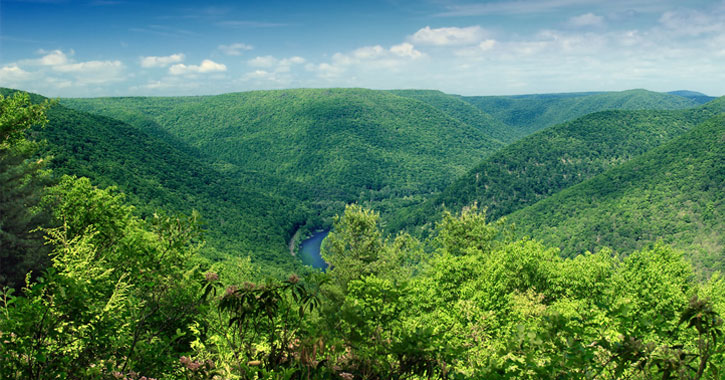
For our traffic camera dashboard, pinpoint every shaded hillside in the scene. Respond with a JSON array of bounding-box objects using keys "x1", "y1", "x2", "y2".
[
  {"x1": 390, "y1": 98, "x2": 725, "y2": 232},
  {"x1": 669, "y1": 90, "x2": 716, "y2": 104},
  {"x1": 509, "y1": 113, "x2": 725, "y2": 272},
  {"x1": 388, "y1": 89, "x2": 514, "y2": 143},
  {"x1": 1, "y1": 88, "x2": 307, "y2": 268},
  {"x1": 465, "y1": 89, "x2": 698, "y2": 137},
  {"x1": 63, "y1": 88, "x2": 504, "y2": 215}
]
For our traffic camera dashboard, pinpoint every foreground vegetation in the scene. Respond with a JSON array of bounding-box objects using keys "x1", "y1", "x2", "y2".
[{"x1": 2, "y1": 92, "x2": 725, "y2": 379}]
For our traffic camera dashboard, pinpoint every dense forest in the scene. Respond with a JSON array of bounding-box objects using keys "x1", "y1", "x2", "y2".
[
  {"x1": 1, "y1": 87, "x2": 724, "y2": 379},
  {"x1": 62, "y1": 89, "x2": 503, "y2": 217},
  {"x1": 509, "y1": 112, "x2": 725, "y2": 272},
  {"x1": 463, "y1": 89, "x2": 700, "y2": 138},
  {"x1": 393, "y1": 98, "x2": 725, "y2": 235},
  {"x1": 0, "y1": 88, "x2": 308, "y2": 271}
]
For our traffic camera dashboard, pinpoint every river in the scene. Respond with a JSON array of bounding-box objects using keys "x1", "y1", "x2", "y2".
[{"x1": 298, "y1": 230, "x2": 329, "y2": 269}]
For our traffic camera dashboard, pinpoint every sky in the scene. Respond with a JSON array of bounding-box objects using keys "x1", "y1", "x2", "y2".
[{"x1": 0, "y1": 0, "x2": 723, "y2": 97}]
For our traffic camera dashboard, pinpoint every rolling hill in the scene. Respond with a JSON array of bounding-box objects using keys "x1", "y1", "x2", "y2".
[
  {"x1": 1, "y1": 88, "x2": 308, "y2": 268},
  {"x1": 508, "y1": 112, "x2": 725, "y2": 272},
  {"x1": 62, "y1": 88, "x2": 505, "y2": 217},
  {"x1": 390, "y1": 97, "x2": 725, "y2": 233},
  {"x1": 464, "y1": 89, "x2": 699, "y2": 138},
  {"x1": 668, "y1": 90, "x2": 716, "y2": 104},
  {"x1": 387, "y1": 89, "x2": 515, "y2": 143},
  {"x1": 12, "y1": 87, "x2": 721, "y2": 272}
]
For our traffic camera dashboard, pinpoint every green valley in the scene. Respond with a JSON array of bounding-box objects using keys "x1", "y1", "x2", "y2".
[
  {"x1": 5, "y1": 1, "x2": 725, "y2": 378},
  {"x1": 2, "y1": 87, "x2": 724, "y2": 380},
  {"x1": 62, "y1": 89, "x2": 503, "y2": 216}
]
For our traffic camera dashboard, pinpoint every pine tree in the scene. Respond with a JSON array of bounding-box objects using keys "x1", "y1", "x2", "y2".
[{"x1": 0, "y1": 92, "x2": 53, "y2": 288}]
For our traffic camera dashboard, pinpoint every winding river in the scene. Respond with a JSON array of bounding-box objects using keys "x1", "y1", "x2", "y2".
[{"x1": 298, "y1": 230, "x2": 329, "y2": 269}]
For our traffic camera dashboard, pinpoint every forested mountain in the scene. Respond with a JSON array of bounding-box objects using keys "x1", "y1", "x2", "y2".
[
  {"x1": 63, "y1": 88, "x2": 504, "y2": 218},
  {"x1": 464, "y1": 89, "x2": 699, "y2": 137},
  {"x1": 669, "y1": 90, "x2": 716, "y2": 104},
  {"x1": 1, "y1": 88, "x2": 307, "y2": 268},
  {"x1": 391, "y1": 97, "x2": 725, "y2": 233},
  {"x1": 508, "y1": 111, "x2": 725, "y2": 271},
  {"x1": 388, "y1": 89, "x2": 515, "y2": 143}
]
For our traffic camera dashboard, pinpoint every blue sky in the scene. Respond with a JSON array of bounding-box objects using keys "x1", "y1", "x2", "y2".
[{"x1": 1, "y1": 0, "x2": 723, "y2": 97}]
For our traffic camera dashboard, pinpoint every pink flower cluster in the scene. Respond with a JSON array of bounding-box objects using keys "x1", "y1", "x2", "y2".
[
  {"x1": 205, "y1": 272, "x2": 219, "y2": 282},
  {"x1": 224, "y1": 285, "x2": 239, "y2": 297},
  {"x1": 111, "y1": 371, "x2": 156, "y2": 380},
  {"x1": 180, "y1": 356, "x2": 214, "y2": 372}
]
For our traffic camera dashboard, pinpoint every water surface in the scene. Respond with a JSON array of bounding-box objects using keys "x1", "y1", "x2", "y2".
[{"x1": 299, "y1": 230, "x2": 329, "y2": 269}]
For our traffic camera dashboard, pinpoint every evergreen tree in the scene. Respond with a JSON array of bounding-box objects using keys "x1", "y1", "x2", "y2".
[{"x1": 0, "y1": 92, "x2": 53, "y2": 288}]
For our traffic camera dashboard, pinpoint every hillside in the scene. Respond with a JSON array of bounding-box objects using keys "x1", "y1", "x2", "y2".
[
  {"x1": 669, "y1": 90, "x2": 716, "y2": 104},
  {"x1": 388, "y1": 89, "x2": 515, "y2": 143},
  {"x1": 1, "y1": 88, "x2": 307, "y2": 268},
  {"x1": 390, "y1": 97, "x2": 725, "y2": 232},
  {"x1": 509, "y1": 113, "x2": 725, "y2": 272},
  {"x1": 63, "y1": 88, "x2": 504, "y2": 216},
  {"x1": 464, "y1": 89, "x2": 699, "y2": 137}
]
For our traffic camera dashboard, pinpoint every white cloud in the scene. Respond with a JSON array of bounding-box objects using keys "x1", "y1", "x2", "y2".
[
  {"x1": 390, "y1": 43, "x2": 424, "y2": 59},
  {"x1": 248, "y1": 55, "x2": 279, "y2": 68},
  {"x1": 241, "y1": 69, "x2": 295, "y2": 86},
  {"x1": 659, "y1": 9, "x2": 724, "y2": 36},
  {"x1": 243, "y1": 69, "x2": 281, "y2": 83},
  {"x1": 308, "y1": 43, "x2": 425, "y2": 82},
  {"x1": 410, "y1": 26, "x2": 487, "y2": 46},
  {"x1": 281, "y1": 56, "x2": 306, "y2": 65},
  {"x1": 53, "y1": 60, "x2": 126, "y2": 85},
  {"x1": 454, "y1": 38, "x2": 498, "y2": 57},
  {"x1": 37, "y1": 50, "x2": 70, "y2": 66},
  {"x1": 0, "y1": 65, "x2": 34, "y2": 84},
  {"x1": 307, "y1": 62, "x2": 345, "y2": 79},
  {"x1": 352, "y1": 45, "x2": 386, "y2": 59},
  {"x1": 43, "y1": 77, "x2": 74, "y2": 89},
  {"x1": 15, "y1": 49, "x2": 126, "y2": 85},
  {"x1": 241, "y1": 55, "x2": 307, "y2": 85},
  {"x1": 53, "y1": 60, "x2": 123, "y2": 73},
  {"x1": 568, "y1": 12, "x2": 605, "y2": 27},
  {"x1": 140, "y1": 53, "x2": 185, "y2": 68},
  {"x1": 247, "y1": 55, "x2": 305, "y2": 72},
  {"x1": 245, "y1": 69, "x2": 271, "y2": 79},
  {"x1": 132, "y1": 75, "x2": 210, "y2": 94},
  {"x1": 169, "y1": 59, "x2": 227, "y2": 75},
  {"x1": 478, "y1": 39, "x2": 497, "y2": 51},
  {"x1": 218, "y1": 43, "x2": 253, "y2": 56}
]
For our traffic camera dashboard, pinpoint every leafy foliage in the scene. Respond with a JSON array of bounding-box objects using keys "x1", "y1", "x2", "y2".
[{"x1": 1, "y1": 176, "x2": 208, "y2": 379}]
